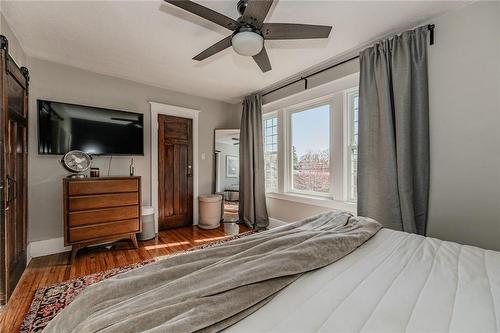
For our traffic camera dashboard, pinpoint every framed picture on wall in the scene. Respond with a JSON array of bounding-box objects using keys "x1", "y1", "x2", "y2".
[{"x1": 226, "y1": 155, "x2": 239, "y2": 178}]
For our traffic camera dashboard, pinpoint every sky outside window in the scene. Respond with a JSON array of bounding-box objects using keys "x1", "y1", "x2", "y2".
[{"x1": 292, "y1": 105, "x2": 330, "y2": 156}]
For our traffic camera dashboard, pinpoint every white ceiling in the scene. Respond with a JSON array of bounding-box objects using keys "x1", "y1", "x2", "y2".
[{"x1": 2, "y1": 1, "x2": 467, "y2": 103}]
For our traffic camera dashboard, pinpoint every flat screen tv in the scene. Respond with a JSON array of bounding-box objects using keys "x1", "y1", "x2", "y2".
[{"x1": 38, "y1": 100, "x2": 144, "y2": 155}]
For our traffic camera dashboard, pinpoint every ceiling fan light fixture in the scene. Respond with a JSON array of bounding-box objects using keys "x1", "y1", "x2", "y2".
[
  {"x1": 165, "y1": 0, "x2": 333, "y2": 72},
  {"x1": 231, "y1": 31, "x2": 264, "y2": 56}
]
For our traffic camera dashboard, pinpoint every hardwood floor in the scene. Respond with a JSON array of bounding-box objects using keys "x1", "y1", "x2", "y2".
[{"x1": 0, "y1": 224, "x2": 250, "y2": 333}]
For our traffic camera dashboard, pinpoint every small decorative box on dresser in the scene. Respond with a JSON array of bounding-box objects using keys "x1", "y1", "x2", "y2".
[{"x1": 63, "y1": 176, "x2": 141, "y2": 263}]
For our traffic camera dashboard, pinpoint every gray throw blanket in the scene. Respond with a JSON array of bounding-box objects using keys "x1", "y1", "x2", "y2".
[{"x1": 44, "y1": 211, "x2": 381, "y2": 333}]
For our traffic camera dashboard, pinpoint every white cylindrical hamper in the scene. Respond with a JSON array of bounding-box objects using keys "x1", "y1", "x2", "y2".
[
  {"x1": 198, "y1": 194, "x2": 222, "y2": 229},
  {"x1": 138, "y1": 206, "x2": 155, "y2": 240}
]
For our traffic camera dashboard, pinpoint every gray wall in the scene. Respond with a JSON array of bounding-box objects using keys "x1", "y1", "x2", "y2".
[
  {"x1": 425, "y1": 1, "x2": 500, "y2": 250},
  {"x1": 262, "y1": 59, "x2": 359, "y2": 105},
  {"x1": 0, "y1": 13, "x2": 26, "y2": 66},
  {"x1": 3, "y1": 2, "x2": 499, "y2": 250},
  {"x1": 27, "y1": 58, "x2": 239, "y2": 242},
  {"x1": 267, "y1": 198, "x2": 330, "y2": 222},
  {"x1": 264, "y1": 2, "x2": 500, "y2": 250}
]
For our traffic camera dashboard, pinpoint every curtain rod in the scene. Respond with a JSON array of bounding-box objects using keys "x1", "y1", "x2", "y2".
[{"x1": 263, "y1": 24, "x2": 435, "y2": 98}]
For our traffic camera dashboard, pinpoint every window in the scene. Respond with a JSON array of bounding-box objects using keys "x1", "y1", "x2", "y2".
[
  {"x1": 263, "y1": 115, "x2": 278, "y2": 192},
  {"x1": 262, "y1": 86, "x2": 359, "y2": 206},
  {"x1": 347, "y1": 91, "x2": 359, "y2": 201},
  {"x1": 290, "y1": 104, "x2": 330, "y2": 195}
]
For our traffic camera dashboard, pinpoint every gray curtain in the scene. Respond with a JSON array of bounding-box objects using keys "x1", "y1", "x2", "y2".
[
  {"x1": 357, "y1": 26, "x2": 430, "y2": 235},
  {"x1": 239, "y1": 94, "x2": 269, "y2": 229}
]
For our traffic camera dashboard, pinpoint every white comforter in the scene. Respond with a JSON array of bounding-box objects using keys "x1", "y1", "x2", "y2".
[{"x1": 227, "y1": 228, "x2": 500, "y2": 333}]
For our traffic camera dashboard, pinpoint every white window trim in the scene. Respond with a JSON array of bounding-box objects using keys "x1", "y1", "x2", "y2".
[
  {"x1": 262, "y1": 73, "x2": 359, "y2": 211},
  {"x1": 263, "y1": 112, "x2": 279, "y2": 193},
  {"x1": 284, "y1": 95, "x2": 336, "y2": 199},
  {"x1": 344, "y1": 88, "x2": 359, "y2": 203}
]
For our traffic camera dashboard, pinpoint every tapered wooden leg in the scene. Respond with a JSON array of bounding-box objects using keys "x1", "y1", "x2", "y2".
[
  {"x1": 70, "y1": 244, "x2": 80, "y2": 265},
  {"x1": 130, "y1": 233, "x2": 138, "y2": 249}
]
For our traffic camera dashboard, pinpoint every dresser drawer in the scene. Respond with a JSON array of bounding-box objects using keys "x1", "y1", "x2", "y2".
[
  {"x1": 69, "y1": 219, "x2": 140, "y2": 243},
  {"x1": 68, "y1": 179, "x2": 138, "y2": 196},
  {"x1": 69, "y1": 205, "x2": 139, "y2": 227},
  {"x1": 68, "y1": 192, "x2": 139, "y2": 211}
]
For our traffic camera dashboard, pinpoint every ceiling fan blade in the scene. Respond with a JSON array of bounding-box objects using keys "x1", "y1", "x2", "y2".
[
  {"x1": 262, "y1": 23, "x2": 332, "y2": 40},
  {"x1": 165, "y1": 0, "x2": 238, "y2": 31},
  {"x1": 242, "y1": 0, "x2": 274, "y2": 28},
  {"x1": 253, "y1": 46, "x2": 271, "y2": 73},
  {"x1": 193, "y1": 36, "x2": 232, "y2": 61},
  {"x1": 193, "y1": 36, "x2": 231, "y2": 61}
]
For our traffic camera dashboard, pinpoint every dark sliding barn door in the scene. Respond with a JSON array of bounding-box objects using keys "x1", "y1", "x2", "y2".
[
  {"x1": 158, "y1": 114, "x2": 193, "y2": 230},
  {"x1": 0, "y1": 35, "x2": 29, "y2": 304}
]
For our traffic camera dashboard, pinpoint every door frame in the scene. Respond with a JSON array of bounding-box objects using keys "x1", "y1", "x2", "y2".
[{"x1": 150, "y1": 101, "x2": 200, "y2": 233}]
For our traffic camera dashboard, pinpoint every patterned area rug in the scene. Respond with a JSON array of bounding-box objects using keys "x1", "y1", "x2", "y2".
[
  {"x1": 19, "y1": 231, "x2": 256, "y2": 333},
  {"x1": 19, "y1": 260, "x2": 153, "y2": 333}
]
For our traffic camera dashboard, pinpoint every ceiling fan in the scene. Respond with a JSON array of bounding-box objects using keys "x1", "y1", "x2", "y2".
[{"x1": 164, "y1": 0, "x2": 333, "y2": 72}]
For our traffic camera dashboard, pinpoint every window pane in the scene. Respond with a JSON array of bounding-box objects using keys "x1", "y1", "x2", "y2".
[
  {"x1": 263, "y1": 116, "x2": 278, "y2": 192},
  {"x1": 291, "y1": 105, "x2": 330, "y2": 194}
]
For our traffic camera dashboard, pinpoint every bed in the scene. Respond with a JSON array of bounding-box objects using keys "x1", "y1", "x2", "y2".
[
  {"x1": 227, "y1": 228, "x2": 500, "y2": 332},
  {"x1": 45, "y1": 212, "x2": 500, "y2": 333}
]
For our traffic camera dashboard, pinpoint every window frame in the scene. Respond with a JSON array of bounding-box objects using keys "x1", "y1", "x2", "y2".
[
  {"x1": 344, "y1": 88, "x2": 359, "y2": 202},
  {"x1": 262, "y1": 74, "x2": 359, "y2": 212},
  {"x1": 262, "y1": 112, "x2": 279, "y2": 193},
  {"x1": 284, "y1": 96, "x2": 334, "y2": 198}
]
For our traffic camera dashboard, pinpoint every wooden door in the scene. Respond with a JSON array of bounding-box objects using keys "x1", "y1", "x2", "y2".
[
  {"x1": 158, "y1": 115, "x2": 193, "y2": 229},
  {"x1": 0, "y1": 36, "x2": 29, "y2": 304}
]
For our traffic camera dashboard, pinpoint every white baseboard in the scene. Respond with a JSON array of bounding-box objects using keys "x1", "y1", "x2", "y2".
[
  {"x1": 269, "y1": 217, "x2": 288, "y2": 228},
  {"x1": 25, "y1": 219, "x2": 286, "y2": 265},
  {"x1": 27, "y1": 237, "x2": 72, "y2": 264}
]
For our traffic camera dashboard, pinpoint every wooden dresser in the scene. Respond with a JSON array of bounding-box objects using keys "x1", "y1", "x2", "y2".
[{"x1": 63, "y1": 176, "x2": 141, "y2": 262}]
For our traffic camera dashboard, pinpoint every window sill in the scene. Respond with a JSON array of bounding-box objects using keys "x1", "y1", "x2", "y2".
[{"x1": 265, "y1": 192, "x2": 357, "y2": 214}]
